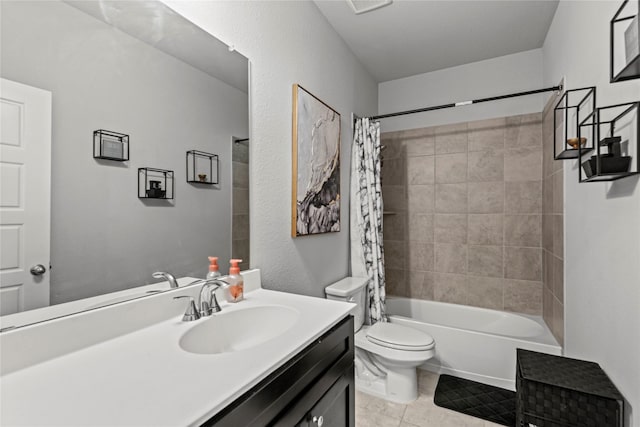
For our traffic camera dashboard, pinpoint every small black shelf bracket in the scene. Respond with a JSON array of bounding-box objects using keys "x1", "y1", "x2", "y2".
[
  {"x1": 138, "y1": 167, "x2": 174, "y2": 199},
  {"x1": 93, "y1": 129, "x2": 129, "y2": 161},
  {"x1": 186, "y1": 150, "x2": 219, "y2": 185},
  {"x1": 578, "y1": 101, "x2": 639, "y2": 182},
  {"x1": 611, "y1": 0, "x2": 640, "y2": 83},
  {"x1": 553, "y1": 87, "x2": 597, "y2": 160}
]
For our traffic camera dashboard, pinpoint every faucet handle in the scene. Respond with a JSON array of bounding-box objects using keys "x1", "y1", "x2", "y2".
[
  {"x1": 173, "y1": 296, "x2": 201, "y2": 321},
  {"x1": 209, "y1": 291, "x2": 222, "y2": 314}
]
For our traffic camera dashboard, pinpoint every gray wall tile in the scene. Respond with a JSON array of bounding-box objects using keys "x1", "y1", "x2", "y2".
[
  {"x1": 382, "y1": 157, "x2": 406, "y2": 185},
  {"x1": 407, "y1": 213, "x2": 434, "y2": 242},
  {"x1": 504, "y1": 214, "x2": 542, "y2": 247},
  {"x1": 466, "y1": 276, "x2": 504, "y2": 310},
  {"x1": 468, "y1": 118, "x2": 506, "y2": 152},
  {"x1": 408, "y1": 184, "x2": 434, "y2": 213},
  {"x1": 553, "y1": 171, "x2": 563, "y2": 214},
  {"x1": 553, "y1": 214, "x2": 564, "y2": 258},
  {"x1": 552, "y1": 297, "x2": 564, "y2": 346},
  {"x1": 382, "y1": 185, "x2": 407, "y2": 212},
  {"x1": 435, "y1": 183, "x2": 468, "y2": 213},
  {"x1": 381, "y1": 138, "x2": 404, "y2": 159},
  {"x1": 386, "y1": 268, "x2": 407, "y2": 297},
  {"x1": 552, "y1": 254, "x2": 564, "y2": 303},
  {"x1": 468, "y1": 214, "x2": 503, "y2": 245},
  {"x1": 384, "y1": 240, "x2": 406, "y2": 270},
  {"x1": 433, "y1": 273, "x2": 467, "y2": 304},
  {"x1": 468, "y1": 245, "x2": 503, "y2": 278},
  {"x1": 232, "y1": 214, "x2": 250, "y2": 240},
  {"x1": 543, "y1": 285, "x2": 553, "y2": 326},
  {"x1": 505, "y1": 113, "x2": 542, "y2": 148},
  {"x1": 544, "y1": 249, "x2": 553, "y2": 292},
  {"x1": 542, "y1": 214, "x2": 553, "y2": 252},
  {"x1": 435, "y1": 153, "x2": 467, "y2": 183},
  {"x1": 407, "y1": 241, "x2": 434, "y2": 271},
  {"x1": 467, "y1": 149, "x2": 504, "y2": 182},
  {"x1": 407, "y1": 155, "x2": 434, "y2": 184},
  {"x1": 232, "y1": 161, "x2": 249, "y2": 189},
  {"x1": 468, "y1": 181, "x2": 504, "y2": 213},
  {"x1": 405, "y1": 137, "x2": 436, "y2": 157},
  {"x1": 383, "y1": 213, "x2": 406, "y2": 241},
  {"x1": 232, "y1": 188, "x2": 249, "y2": 214},
  {"x1": 505, "y1": 181, "x2": 542, "y2": 213},
  {"x1": 435, "y1": 123, "x2": 468, "y2": 154},
  {"x1": 408, "y1": 271, "x2": 434, "y2": 300},
  {"x1": 504, "y1": 147, "x2": 543, "y2": 182},
  {"x1": 504, "y1": 279, "x2": 542, "y2": 315},
  {"x1": 505, "y1": 247, "x2": 542, "y2": 281},
  {"x1": 435, "y1": 243, "x2": 467, "y2": 273},
  {"x1": 434, "y1": 214, "x2": 467, "y2": 244},
  {"x1": 232, "y1": 142, "x2": 249, "y2": 163}
]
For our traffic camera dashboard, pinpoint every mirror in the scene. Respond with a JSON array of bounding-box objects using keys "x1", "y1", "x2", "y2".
[{"x1": 0, "y1": 0, "x2": 249, "y2": 329}]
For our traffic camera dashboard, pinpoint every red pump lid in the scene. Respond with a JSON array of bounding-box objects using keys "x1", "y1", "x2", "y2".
[
  {"x1": 208, "y1": 257, "x2": 219, "y2": 272},
  {"x1": 229, "y1": 259, "x2": 243, "y2": 275}
]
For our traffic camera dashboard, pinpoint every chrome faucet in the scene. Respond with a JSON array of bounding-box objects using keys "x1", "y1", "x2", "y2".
[
  {"x1": 152, "y1": 271, "x2": 179, "y2": 289},
  {"x1": 190, "y1": 278, "x2": 230, "y2": 317}
]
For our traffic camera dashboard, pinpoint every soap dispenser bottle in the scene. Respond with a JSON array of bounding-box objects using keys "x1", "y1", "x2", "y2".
[
  {"x1": 206, "y1": 256, "x2": 221, "y2": 280},
  {"x1": 224, "y1": 259, "x2": 244, "y2": 303}
]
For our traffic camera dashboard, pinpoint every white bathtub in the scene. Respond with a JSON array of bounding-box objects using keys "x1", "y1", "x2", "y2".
[{"x1": 386, "y1": 297, "x2": 561, "y2": 390}]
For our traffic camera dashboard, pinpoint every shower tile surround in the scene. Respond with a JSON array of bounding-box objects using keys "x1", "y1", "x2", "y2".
[
  {"x1": 381, "y1": 113, "x2": 545, "y2": 315},
  {"x1": 542, "y1": 92, "x2": 565, "y2": 346},
  {"x1": 232, "y1": 141, "x2": 250, "y2": 270}
]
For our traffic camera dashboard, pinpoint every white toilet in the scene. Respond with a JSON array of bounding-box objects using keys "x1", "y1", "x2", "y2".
[{"x1": 325, "y1": 277, "x2": 435, "y2": 404}]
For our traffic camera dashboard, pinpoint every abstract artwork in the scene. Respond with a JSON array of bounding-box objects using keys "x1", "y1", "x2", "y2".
[{"x1": 292, "y1": 84, "x2": 341, "y2": 237}]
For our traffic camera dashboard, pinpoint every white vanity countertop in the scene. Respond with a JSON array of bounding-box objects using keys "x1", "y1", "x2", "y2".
[
  {"x1": 0, "y1": 287, "x2": 354, "y2": 426},
  {"x1": 0, "y1": 277, "x2": 199, "y2": 331}
]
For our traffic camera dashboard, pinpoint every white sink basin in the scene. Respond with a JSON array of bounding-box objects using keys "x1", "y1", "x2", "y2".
[{"x1": 179, "y1": 305, "x2": 299, "y2": 355}]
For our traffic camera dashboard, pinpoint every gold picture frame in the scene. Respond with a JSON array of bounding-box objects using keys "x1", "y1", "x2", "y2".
[{"x1": 291, "y1": 84, "x2": 341, "y2": 237}]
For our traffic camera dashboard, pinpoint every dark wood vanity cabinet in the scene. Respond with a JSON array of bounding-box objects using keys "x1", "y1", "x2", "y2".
[{"x1": 203, "y1": 315, "x2": 355, "y2": 427}]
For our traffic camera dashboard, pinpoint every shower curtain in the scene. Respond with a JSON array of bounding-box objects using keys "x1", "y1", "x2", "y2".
[{"x1": 350, "y1": 117, "x2": 386, "y2": 324}]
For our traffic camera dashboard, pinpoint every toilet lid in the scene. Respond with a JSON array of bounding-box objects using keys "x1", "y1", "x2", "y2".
[{"x1": 366, "y1": 322, "x2": 434, "y2": 351}]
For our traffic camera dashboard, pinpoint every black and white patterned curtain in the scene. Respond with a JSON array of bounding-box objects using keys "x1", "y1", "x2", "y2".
[{"x1": 350, "y1": 117, "x2": 386, "y2": 324}]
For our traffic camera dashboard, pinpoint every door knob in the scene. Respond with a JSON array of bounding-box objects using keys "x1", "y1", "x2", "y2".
[
  {"x1": 312, "y1": 415, "x2": 324, "y2": 426},
  {"x1": 30, "y1": 264, "x2": 46, "y2": 276}
]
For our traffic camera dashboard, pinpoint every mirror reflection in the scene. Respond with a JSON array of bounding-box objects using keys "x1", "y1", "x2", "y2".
[{"x1": 0, "y1": 0, "x2": 249, "y2": 329}]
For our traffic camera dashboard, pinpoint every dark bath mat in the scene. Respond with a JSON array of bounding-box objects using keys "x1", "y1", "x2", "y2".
[{"x1": 434, "y1": 374, "x2": 516, "y2": 427}]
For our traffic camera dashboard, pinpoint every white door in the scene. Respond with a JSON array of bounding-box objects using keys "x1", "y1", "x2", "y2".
[{"x1": 0, "y1": 78, "x2": 51, "y2": 315}]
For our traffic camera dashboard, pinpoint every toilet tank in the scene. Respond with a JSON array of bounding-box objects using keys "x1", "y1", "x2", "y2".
[{"x1": 325, "y1": 277, "x2": 368, "y2": 331}]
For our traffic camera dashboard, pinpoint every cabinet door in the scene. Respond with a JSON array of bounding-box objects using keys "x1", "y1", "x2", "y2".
[{"x1": 297, "y1": 374, "x2": 353, "y2": 427}]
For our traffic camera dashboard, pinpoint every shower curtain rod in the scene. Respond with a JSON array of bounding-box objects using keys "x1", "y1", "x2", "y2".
[{"x1": 362, "y1": 85, "x2": 562, "y2": 121}]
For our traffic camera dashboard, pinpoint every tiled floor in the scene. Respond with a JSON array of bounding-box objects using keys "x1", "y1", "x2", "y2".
[{"x1": 355, "y1": 370, "x2": 504, "y2": 427}]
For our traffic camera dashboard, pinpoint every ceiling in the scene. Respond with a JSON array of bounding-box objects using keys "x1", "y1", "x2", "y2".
[
  {"x1": 65, "y1": 0, "x2": 248, "y2": 92},
  {"x1": 314, "y1": 0, "x2": 559, "y2": 82}
]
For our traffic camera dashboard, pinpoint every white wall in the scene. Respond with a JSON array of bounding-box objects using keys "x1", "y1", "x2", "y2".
[
  {"x1": 1, "y1": 1, "x2": 248, "y2": 303},
  {"x1": 163, "y1": 1, "x2": 379, "y2": 296},
  {"x1": 378, "y1": 49, "x2": 545, "y2": 131},
  {"x1": 543, "y1": 2, "x2": 640, "y2": 426}
]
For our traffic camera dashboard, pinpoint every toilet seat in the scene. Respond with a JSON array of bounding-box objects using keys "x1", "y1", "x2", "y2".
[{"x1": 366, "y1": 322, "x2": 434, "y2": 351}]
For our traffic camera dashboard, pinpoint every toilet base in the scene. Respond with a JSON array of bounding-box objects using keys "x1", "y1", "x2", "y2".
[{"x1": 355, "y1": 358, "x2": 420, "y2": 404}]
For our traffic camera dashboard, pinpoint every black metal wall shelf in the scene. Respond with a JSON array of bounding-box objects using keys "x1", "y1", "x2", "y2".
[
  {"x1": 138, "y1": 168, "x2": 174, "y2": 199},
  {"x1": 611, "y1": 0, "x2": 640, "y2": 82},
  {"x1": 554, "y1": 87, "x2": 596, "y2": 160},
  {"x1": 578, "y1": 102, "x2": 639, "y2": 182},
  {"x1": 94, "y1": 129, "x2": 129, "y2": 161},
  {"x1": 186, "y1": 150, "x2": 219, "y2": 185}
]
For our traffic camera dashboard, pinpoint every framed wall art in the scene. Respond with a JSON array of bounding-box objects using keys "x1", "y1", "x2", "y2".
[{"x1": 291, "y1": 84, "x2": 341, "y2": 237}]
